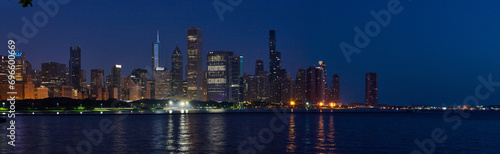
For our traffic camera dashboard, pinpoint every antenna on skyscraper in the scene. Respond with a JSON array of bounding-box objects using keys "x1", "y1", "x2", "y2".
[{"x1": 156, "y1": 30, "x2": 160, "y2": 43}]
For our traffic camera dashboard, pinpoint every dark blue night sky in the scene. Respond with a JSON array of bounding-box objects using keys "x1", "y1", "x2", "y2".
[{"x1": 1, "y1": 0, "x2": 500, "y2": 106}]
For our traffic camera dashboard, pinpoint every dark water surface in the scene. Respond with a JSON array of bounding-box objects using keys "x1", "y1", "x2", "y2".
[{"x1": 1, "y1": 111, "x2": 499, "y2": 153}]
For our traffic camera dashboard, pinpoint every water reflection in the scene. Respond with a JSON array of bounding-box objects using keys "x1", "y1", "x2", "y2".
[
  {"x1": 313, "y1": 114, "x2": 336, "y2": 152},
  {"x1": 152, "y1": 116, "x2": 165, "y2": 150},
  {"x1": 166, "y1": 115, "x2": 175, "y2": 151},
  {"x1": 178, "y1": 114, "x2": 191, "y2": 152},
  {"x1": 327, "y1": 115, "x2": 336, "y2": 151},
  {"x1": 314, "y1": 114, "x2": 326, "y2": 151},
  {"x1": 112, "y1": 115, "x2": 127, "y2": 151},
  {"x1": 205, "y1": 115, "x2": 227, "y2": 152},
  {"x1": 286, "y1": 114, "x2": 296, "y2": 152}
]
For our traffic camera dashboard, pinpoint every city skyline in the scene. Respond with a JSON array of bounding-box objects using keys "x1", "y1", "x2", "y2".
[{"x1": 2, "y1": 0, "x2": 500, "y2": 106}]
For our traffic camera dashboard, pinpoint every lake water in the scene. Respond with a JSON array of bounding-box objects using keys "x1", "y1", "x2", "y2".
[{"x1": 1, "y1": 111, "x2": 499, "y2": 153}]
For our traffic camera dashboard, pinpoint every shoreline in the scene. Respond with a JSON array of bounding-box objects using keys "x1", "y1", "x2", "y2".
[
  {"x1": 2, "y1": 109, "x2": 420, "y2": 116},
  {"x1": 3, "y1": 109, "x2": 496, "y2": 116}
]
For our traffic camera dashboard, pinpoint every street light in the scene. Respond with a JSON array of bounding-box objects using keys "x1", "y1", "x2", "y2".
[
  {"x1": 290, "y1": 101, "x2": 295, "y2": 106},
  {"x1": 2, "y1": 102, "x2": 5, "y2": 108}
]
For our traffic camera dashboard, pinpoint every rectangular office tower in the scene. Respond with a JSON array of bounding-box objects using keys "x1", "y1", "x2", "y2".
[
  {"x1": 207, "y1": 51, "x2": 244, "y2": 102},
  {"x1": 110, "y1": 64, "x2": 122, "y2": 100},
  {"x1": 330, "y1": 74, "x2": 340, "y2": 104},
  {"x1": 90, "y1": 69, "x2": 105, "y2": 100},
  {"x1": 187, "y1": 27, "x2": 203, "y2": 101},
  {"x1": 154, "y1": 67, "x2": 171, "y2": 100},
  {"x1": 365, "y1": 72, "x2": 378, "y2": 106},
  {"x1": 229, "y1": 55, "x2": 244, "y2": 102},
  {"x1": 69, "y1": 45, "x2": 81, "y2": 91}
]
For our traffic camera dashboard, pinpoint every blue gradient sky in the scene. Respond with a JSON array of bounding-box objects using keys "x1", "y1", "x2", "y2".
[{"x1": 1, "y1": 0, "x2": 500, "y2": 106}]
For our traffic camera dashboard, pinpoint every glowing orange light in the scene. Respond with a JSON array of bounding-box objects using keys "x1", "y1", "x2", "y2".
[
  {"x1": 319, "y1": 102, "x2": 324, "y2": 106},
  {"x1": 290, "y1": 101, "x2": 295, "y2": 106},
  {"x1": 330, "y1": 103, "x2": 334, "y2": 107}
]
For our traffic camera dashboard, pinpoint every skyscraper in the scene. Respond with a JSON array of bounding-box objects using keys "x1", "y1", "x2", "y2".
[
  {"x1": 90, "y1": 69, "x2": 104, "y2": 89},
  {"x1": 111, "y1": 64, "x2": 122, "y2": 100},
  {"x1": 91, "y1": 69, "x2": 105, "y2": 100},
  {"x1": 306, "y1": 66, "x2": 325, "y2": 105},
  {"x1": 0, "y1": 53, "x2": 26, "y2": 83},
  {"x1": 171, "y1": 45, "x2": 183, "y2": 98},
  {"x1": 80, "y1": 70, "x2": 87, "y2": 91},
  {"x1": 255, "y1": 59, "x2": 264, "y2": 75},
  {"x1": 331, "y1": 74, "x2": 340, "y2": 104},
  {"x1": 319, "y1": 61, "x2": 327, "y2": 100},
  {"x1": 41, "y1": 62, "x2": 67, "y2": 87},
  {"x1": 294, "y1": 68, "x2": 306, "y2": 102},
  {"x1": 187, "y1": 27, "x2": 203, "y2": 101},
  {"x1": 41, "y1": 62, "x2": 67, "y2": 97},
  {"x1": 365, "y1": 72, "x2": 378, "y2": 106},
  {"x1": 152, "y1": 30, "x2": 160, "y2": 77},
  {"x1": 229, "y1": 55, "x2": 244, "y2": 102},
  {"x1": 130, "y1": 68, "x2": 148, "y2": 99},
  {"x1": 206, "y1": 51, "x2": 233, "y2": 102},
  {"x1": 269, "y1": 30, "x2": 280, "y2": 75},
  {"x1": 154, "y1": 67, "x2": 171, "y2": 100},
  {"x1": 268, "y1": 30, "x2": 287, "y2": 104},
  {"x1": 69, "y1": 45, "x2": 81, "y2": 91}
]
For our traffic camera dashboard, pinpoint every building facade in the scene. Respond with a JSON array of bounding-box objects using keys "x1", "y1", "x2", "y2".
[
  {"x1": 152, "y1": 30, "x2": 160, "y2": 77},
  {"x1": 154, "y1": 67, "x2": 171, "y2": 100},
  {"x1": 365, "y1": 72, "x2": 378, "y2": 106},
  {"x1": 91, "y1": 69, "x2": 105, "y2": 100},
  {"x1": 206, "y1": 51, "x2": 233, "y2": 102},
  {"x1": 110, "y1": 64, "x2": 122, "y2": 100},
  {"x1": 69, "y1": 45, "x2": 81, "y2": 91},
  {"x1": 171, "y1": 45, "x2": 183, "y2": 99},
  {"x1": 186, "y1": 27, "x2": 203, "y2": 101}
]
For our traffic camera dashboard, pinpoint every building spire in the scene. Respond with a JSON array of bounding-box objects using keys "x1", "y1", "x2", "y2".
[{"x1": 156, "y1": 30, "x2": 160, "y2": 43}]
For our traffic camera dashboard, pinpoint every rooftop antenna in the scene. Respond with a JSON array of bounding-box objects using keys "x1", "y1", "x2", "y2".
[{"x1": 156, "y1": 30, "x2": 160, "y2": 43}]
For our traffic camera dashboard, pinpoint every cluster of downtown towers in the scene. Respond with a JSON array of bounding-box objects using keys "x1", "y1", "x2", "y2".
[{"x1": 11, "y1": 28, "x2": 378, "y2": 106}]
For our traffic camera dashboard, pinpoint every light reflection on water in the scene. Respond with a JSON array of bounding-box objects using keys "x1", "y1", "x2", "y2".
[
  {"x1": 286, "y1": 114, "x2": 296, "y2": 152},
  {"x1": 2, "y1": 112, "x2": 500, "y2": 153},
  {"x1": 314, "y1": 113, "x2": 326, "y2": 151}
]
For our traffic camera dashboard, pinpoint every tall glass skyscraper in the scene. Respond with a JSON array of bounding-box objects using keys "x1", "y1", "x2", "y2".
[
  {"x1": 187, "y1": 27, "x2": 203, "y2": 101},
  {"x1": 365, "y1": 72, "x2": 378, "y2": 106},
  {"x1": 69, "y1": 45, "x2": 81, "y2": 91},
  {"x1": 268, "y1": 30, "x2": 287, "y2": 104},
  {"x1": 171, "y1": 45, "x2": 183, "y2": 98},
  {"x1": 269, "y1": 30, "x2": 280, "y2": 77},
  {"x1": 152, "y1": 30, "x2": 160, "y2": 77}
]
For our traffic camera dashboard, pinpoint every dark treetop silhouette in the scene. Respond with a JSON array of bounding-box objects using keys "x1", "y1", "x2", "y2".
[{"x1": 14, "y1": 0, "x2": 33, "y2": 7}]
